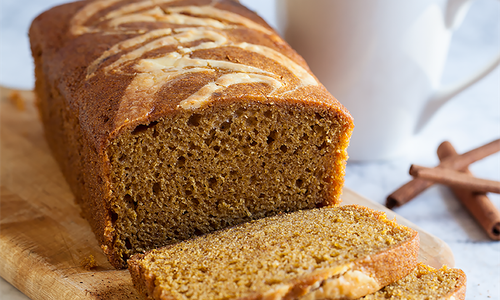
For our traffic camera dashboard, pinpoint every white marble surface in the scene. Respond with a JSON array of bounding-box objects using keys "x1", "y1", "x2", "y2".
[{"x1": 0, "y1": 0, "x2": 499, "y2": 299}]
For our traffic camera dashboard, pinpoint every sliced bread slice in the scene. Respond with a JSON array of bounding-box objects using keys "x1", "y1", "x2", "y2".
[
  {"x1": 128, "y1": 205, "x2": 419, "y2": 300},
  {"x1": 361, "y1": 263, "x2": 466, "y2": 300}
]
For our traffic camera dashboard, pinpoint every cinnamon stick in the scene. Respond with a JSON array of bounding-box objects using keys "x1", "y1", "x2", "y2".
[
  {"x1": 437, "y1": 141, "x2": 500, "y2": 240},
  {"x1": 386, "y1": 139, "x2": 500, "y2": 208},
  {"x1": 410, "y1": 164, "x2": 500, "y2": 194},
  {"x1": 386, "y1": 178, "x2": 434, "y2": 209}
]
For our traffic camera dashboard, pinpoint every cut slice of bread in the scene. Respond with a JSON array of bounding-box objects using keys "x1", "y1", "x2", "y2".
[
  {"x1": 128, "y1": 205, "x2": 419, "y2": 300},
  {"x1": 361, "y1": 263, "x2": 466, "y2": 300}
]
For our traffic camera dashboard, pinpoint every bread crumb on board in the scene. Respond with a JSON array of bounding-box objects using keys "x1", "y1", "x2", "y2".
[
  {"x1": 80, "y1": 255, "x2": 98, "y2": 270},
  {"x1": 8, "y1": 90, "x2": 26, "y2": 111}
]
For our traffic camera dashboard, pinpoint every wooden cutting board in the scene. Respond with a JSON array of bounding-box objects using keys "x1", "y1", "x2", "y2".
[{"x1": 0, "y1": 87, "x2": 454, "y2": 300}]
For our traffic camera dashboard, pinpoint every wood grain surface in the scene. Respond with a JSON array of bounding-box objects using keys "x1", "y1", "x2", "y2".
[{"x1": 0, "y1": 87, "x2": 454, "y2": 300}]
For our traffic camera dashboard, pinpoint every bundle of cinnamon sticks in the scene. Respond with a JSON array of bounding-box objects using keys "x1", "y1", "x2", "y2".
[{"x1": 387, "y1": 139, "x2": 500, "y2": 240}]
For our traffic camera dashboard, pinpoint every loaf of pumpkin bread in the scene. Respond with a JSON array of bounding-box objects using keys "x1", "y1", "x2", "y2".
[
  {"x1": 128, "y1": 205, "x2": 419, "y2": 300},
  {"x1": 29, "y1": 0, "x2": 353, "y2": 268}
]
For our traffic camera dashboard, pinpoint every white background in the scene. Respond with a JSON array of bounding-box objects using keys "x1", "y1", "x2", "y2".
[{"x1": 1, "y1": 0, "x2": 499, "y2": 299}]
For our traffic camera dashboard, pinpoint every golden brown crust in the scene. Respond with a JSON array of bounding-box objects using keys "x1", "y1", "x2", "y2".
[
  {"x1": 446, "y1": 268, "x2": 467, "y2": 300},
  {"x1": 349, "y1": 207, "x2": 420, "y2": 288},
  {"x1": 30, "y1": 0, "x2": 353, "y2": 269},
  {"x1": 128, "y1": 254, "x2": 152, "y2": 299},
  {"x1": 30, "y1": 0, "x2": 352, "y2": 152}
]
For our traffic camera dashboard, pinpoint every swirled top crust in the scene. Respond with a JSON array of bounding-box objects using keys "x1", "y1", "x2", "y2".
[{"x1": 31, "y1": 0, "x2": 351, "y2": 149}]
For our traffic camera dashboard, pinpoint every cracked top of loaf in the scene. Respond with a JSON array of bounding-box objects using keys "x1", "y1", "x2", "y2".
[{"x1": 29, "y1": 0, "x2": 352, "y2": 151}]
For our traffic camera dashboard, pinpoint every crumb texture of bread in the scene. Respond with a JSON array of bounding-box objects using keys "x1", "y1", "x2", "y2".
[
  {"x1": 108, "y1": 104, "x2": 345, "y2": 261},
  {"x1": 128, "y1": 205, "x2": 419, "y2": 300},
  {"x1": 361, "y1": 263, "x2": 467, "y2": 300},
  {"x1": 29, "y1": 0, "x2": 354, "y2": 268}
]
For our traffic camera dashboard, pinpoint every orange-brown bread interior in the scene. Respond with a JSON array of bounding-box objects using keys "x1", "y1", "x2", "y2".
[
  {"x1": 361, "y1": 263, "x2": 467, "y2": 300},
  {"x1": 108, "y1": 103, "x2": 348, "y2": 262},
  {"x1": 128, "y1": 205, "x2": 419, "y2": 300}
]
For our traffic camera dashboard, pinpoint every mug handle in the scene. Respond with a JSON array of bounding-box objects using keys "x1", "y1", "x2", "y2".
[{"x1": 415, "y1": 0, "x2": 500, "y2": 133}]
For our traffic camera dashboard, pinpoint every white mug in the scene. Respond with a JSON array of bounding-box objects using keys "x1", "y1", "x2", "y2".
[{"x1": 276, "y1": 0, "x2": 500, "y2": 160}]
